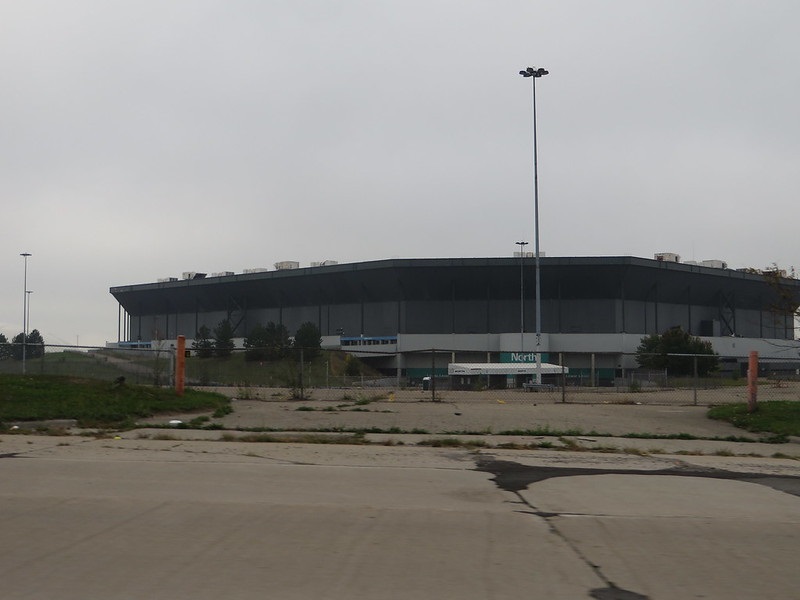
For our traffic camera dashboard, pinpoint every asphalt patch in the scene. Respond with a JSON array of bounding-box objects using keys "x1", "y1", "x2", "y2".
[
  {"x1": 590, "y1": 586, "x2": 650, "y2": 600},
  {"x1": 475, "y1": 457, "x2": 800, "y2": 498}
]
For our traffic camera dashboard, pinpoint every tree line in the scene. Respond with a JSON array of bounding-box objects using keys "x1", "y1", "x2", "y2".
[
  {"x1": 0, "y1": 330, "x2": 46, "y2": 361},
  {"x1": 191, "y1": 320, "x2": 321, "y2": 361}
]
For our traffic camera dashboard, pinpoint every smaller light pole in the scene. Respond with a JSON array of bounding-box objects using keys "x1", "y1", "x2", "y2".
[
  {"x1": 20, "y1": 253, "x2": 31, "y2": 375},
  {"x1": 515, "y1": 241, "x2": 528, "y2": 356}
]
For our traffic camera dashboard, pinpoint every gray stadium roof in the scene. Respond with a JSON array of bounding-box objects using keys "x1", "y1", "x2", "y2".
[{"x1": 110, "y1": 256, "x2": 798, "y2": 316}]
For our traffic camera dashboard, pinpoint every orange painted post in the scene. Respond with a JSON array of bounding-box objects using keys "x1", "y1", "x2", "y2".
[
  {"x1": 175, "y1": 335, "x2": 186, "y2": 396},
  {"x1": 747, "y1": 350, "x2": 758, "y2": 413}
]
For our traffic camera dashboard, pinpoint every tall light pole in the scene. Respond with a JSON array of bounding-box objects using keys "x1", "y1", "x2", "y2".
[
  {"x1": 515, "y1": 241, "x2": 528, "y2": 356},
  {"x1": 20, "y1": 252, "x2": 31, "y2": 375},
  {"x1": 519, "y1": 66, "x2": 548, "y2": 383},
  {"x1": 26, "y1": 291, "x2": 33, "y2": 336}
]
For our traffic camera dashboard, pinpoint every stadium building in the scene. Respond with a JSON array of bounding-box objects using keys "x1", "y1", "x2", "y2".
[{"x1": 109, "y1": 255, "x2": 800, "y2": 384}]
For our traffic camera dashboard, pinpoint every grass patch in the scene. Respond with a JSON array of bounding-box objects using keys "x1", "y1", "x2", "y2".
[
  {"x1": 224, "y1": 432, "x2": 368, "y2": 445},
  {"x1": 621, "y1": 432, "x2": 697, "y2": 440},
  {"x1": 708, "y1": 401, "x2": 800, "y2": 438},
  {"x1": 417, "y1": 437, "x2": 487, "y2": 448},
  {"x1": 0, "y1": 374, "x2": 230, "y2": 428},
  {"x1": 499, "y1": 426, "x2": 590, "y2": 437},
  {"x1": 212, "y1": 405, "x2": 233, "y2": 418},
  {"x1": 335, "y1": 393, "x2": 387, "y2": 408}
]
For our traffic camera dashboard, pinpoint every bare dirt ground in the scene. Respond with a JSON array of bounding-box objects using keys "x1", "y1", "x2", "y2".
[
  {"x1": 133, "y1": 383, "x2": 800, "y2": 458},
  {"x1": 203, "y1": 380, "x2": 800, "y2": 406}
]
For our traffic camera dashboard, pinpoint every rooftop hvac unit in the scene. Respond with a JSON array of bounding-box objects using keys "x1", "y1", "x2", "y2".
[
  {"x1": 182, "y1": 272, "x2": 207, "y2": 280},
  {"x1": 655, "y1": 252, "x2": 680, "y2": 263},
  {"x1": 699, "y1": 260, "x2": 728, "y2": 269},
  {"x1": 242, "y1": 268, "x2": 269, "y2": 274},
  {"x1": 311, "y1": 260, "x2": 339, "y2": 267},
  {"x1": 686, "y1": 259, "x2": 729, "y2": 270},
  {"x1": 157, "y1": 277, "x2": 178, "y2": 283},
  {"x1": 210, "y1": 271, "x2": 235, "y2": 277},
  {"x1": 274, "y1": 261, "x2": 300, "y2": 270}
]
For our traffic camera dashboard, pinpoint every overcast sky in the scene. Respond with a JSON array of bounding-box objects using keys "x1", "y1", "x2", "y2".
[{"x1": 1, "y1": 0, "x2": 798, "y2": 347}]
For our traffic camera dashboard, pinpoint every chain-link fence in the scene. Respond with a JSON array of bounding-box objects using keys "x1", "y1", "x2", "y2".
[
  {"x1": 402, "y1": 349, "x2": 800, "y2": 406},
  {"x1": 0, "y1": 344, "x2": 176, "y2": 386},
  {"x1": 0, "y1": 344, "x2": 402, "y2": 390},
  {"x1": 1, "y1": 344, "x2": 798, "y2": 407}
]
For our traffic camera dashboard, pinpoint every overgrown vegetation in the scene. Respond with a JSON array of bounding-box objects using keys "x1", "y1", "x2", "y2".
[
  {"x1": 0, "y1": 350, "x2": 139, "y2": 379},
  {"x1": 636, "y1": 326, "x2": 719, "y2": 376},
  {"x1": 10, "y1": 346, "x2": 373, "y2": 390},
  {"x1": 0, "y1": 374, "x2": 230, "y2": 428},
  {"x1": 183, "y1": 349, "x2": 373, "y2": 387},
  {"x1": 708, "y1": 401, "x2": 800, "y2": 438}
]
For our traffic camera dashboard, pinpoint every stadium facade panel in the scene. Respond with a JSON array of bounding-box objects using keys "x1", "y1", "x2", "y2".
[{"x1": 109, "y1": 256, "x2": 799, "y2": 377}]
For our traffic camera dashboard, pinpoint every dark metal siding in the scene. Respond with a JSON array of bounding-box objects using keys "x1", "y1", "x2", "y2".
[{"x1": 110, "y1": 257, "x2": 799, "y2": 341}]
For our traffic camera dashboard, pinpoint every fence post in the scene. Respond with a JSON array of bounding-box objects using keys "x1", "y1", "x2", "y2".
[
  {"x1": 299, "y1": 348, "x2": 304, "y2": 400},
  {"x1": 747, "y1": 351, "x2": 758, "y2": 413},
  {"x1": 561, "y1": 362, "x2": 566, "y2": 404},
  {"x1": 692, "y1": 355, "x2": 698, "y2": 406},
  {"x1": 175, "y1": 335, "x2": 186, "y2": 396}
]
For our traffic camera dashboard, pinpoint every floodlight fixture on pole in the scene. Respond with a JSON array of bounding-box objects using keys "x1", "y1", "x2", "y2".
[
  {"x1": 20, "y1": 253, "x2": 31, "y2": 375},
  {"x1": 515, "y1": 241, "x2": 528, "y2": 354},
  {"x1": 519, "y1": 65, "x2": 548, "y2": 382},
  {"x1": 519, "y1": 67, "x2": 549, "y2": 79}
]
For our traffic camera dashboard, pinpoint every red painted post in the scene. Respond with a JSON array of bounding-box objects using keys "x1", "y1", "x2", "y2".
[
  {"x1": 175, "y1": 335, "x2": 186, "y2": 396},
  {"x1": 747, "y1": 351, "x2": 758, "y2": 413}
]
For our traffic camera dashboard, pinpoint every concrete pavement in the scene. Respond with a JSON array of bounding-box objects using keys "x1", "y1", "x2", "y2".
[
  {"x1": 1, "y1": 434, "x2": 799, "y2": 599},
  {"x1": 3, "y1": 392, "x2": 800, "y2": 599}
]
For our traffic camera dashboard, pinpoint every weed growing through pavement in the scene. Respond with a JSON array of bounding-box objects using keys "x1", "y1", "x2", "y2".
[
  {"x1": 212, "y1": 405, "x2": 233, "y2": 418},
  {"x1": 622, "y1": 447, "x2": 648, "y2": 456},
  {"x1": 417, "y1": 437, "x2": 487, "y2": 448},
  {"x1": 771, "y1": 452, "x2": 798, "y2": 460},
  {"x1": 558, "y1": 437, "x2": 580, "y2": 450}
]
